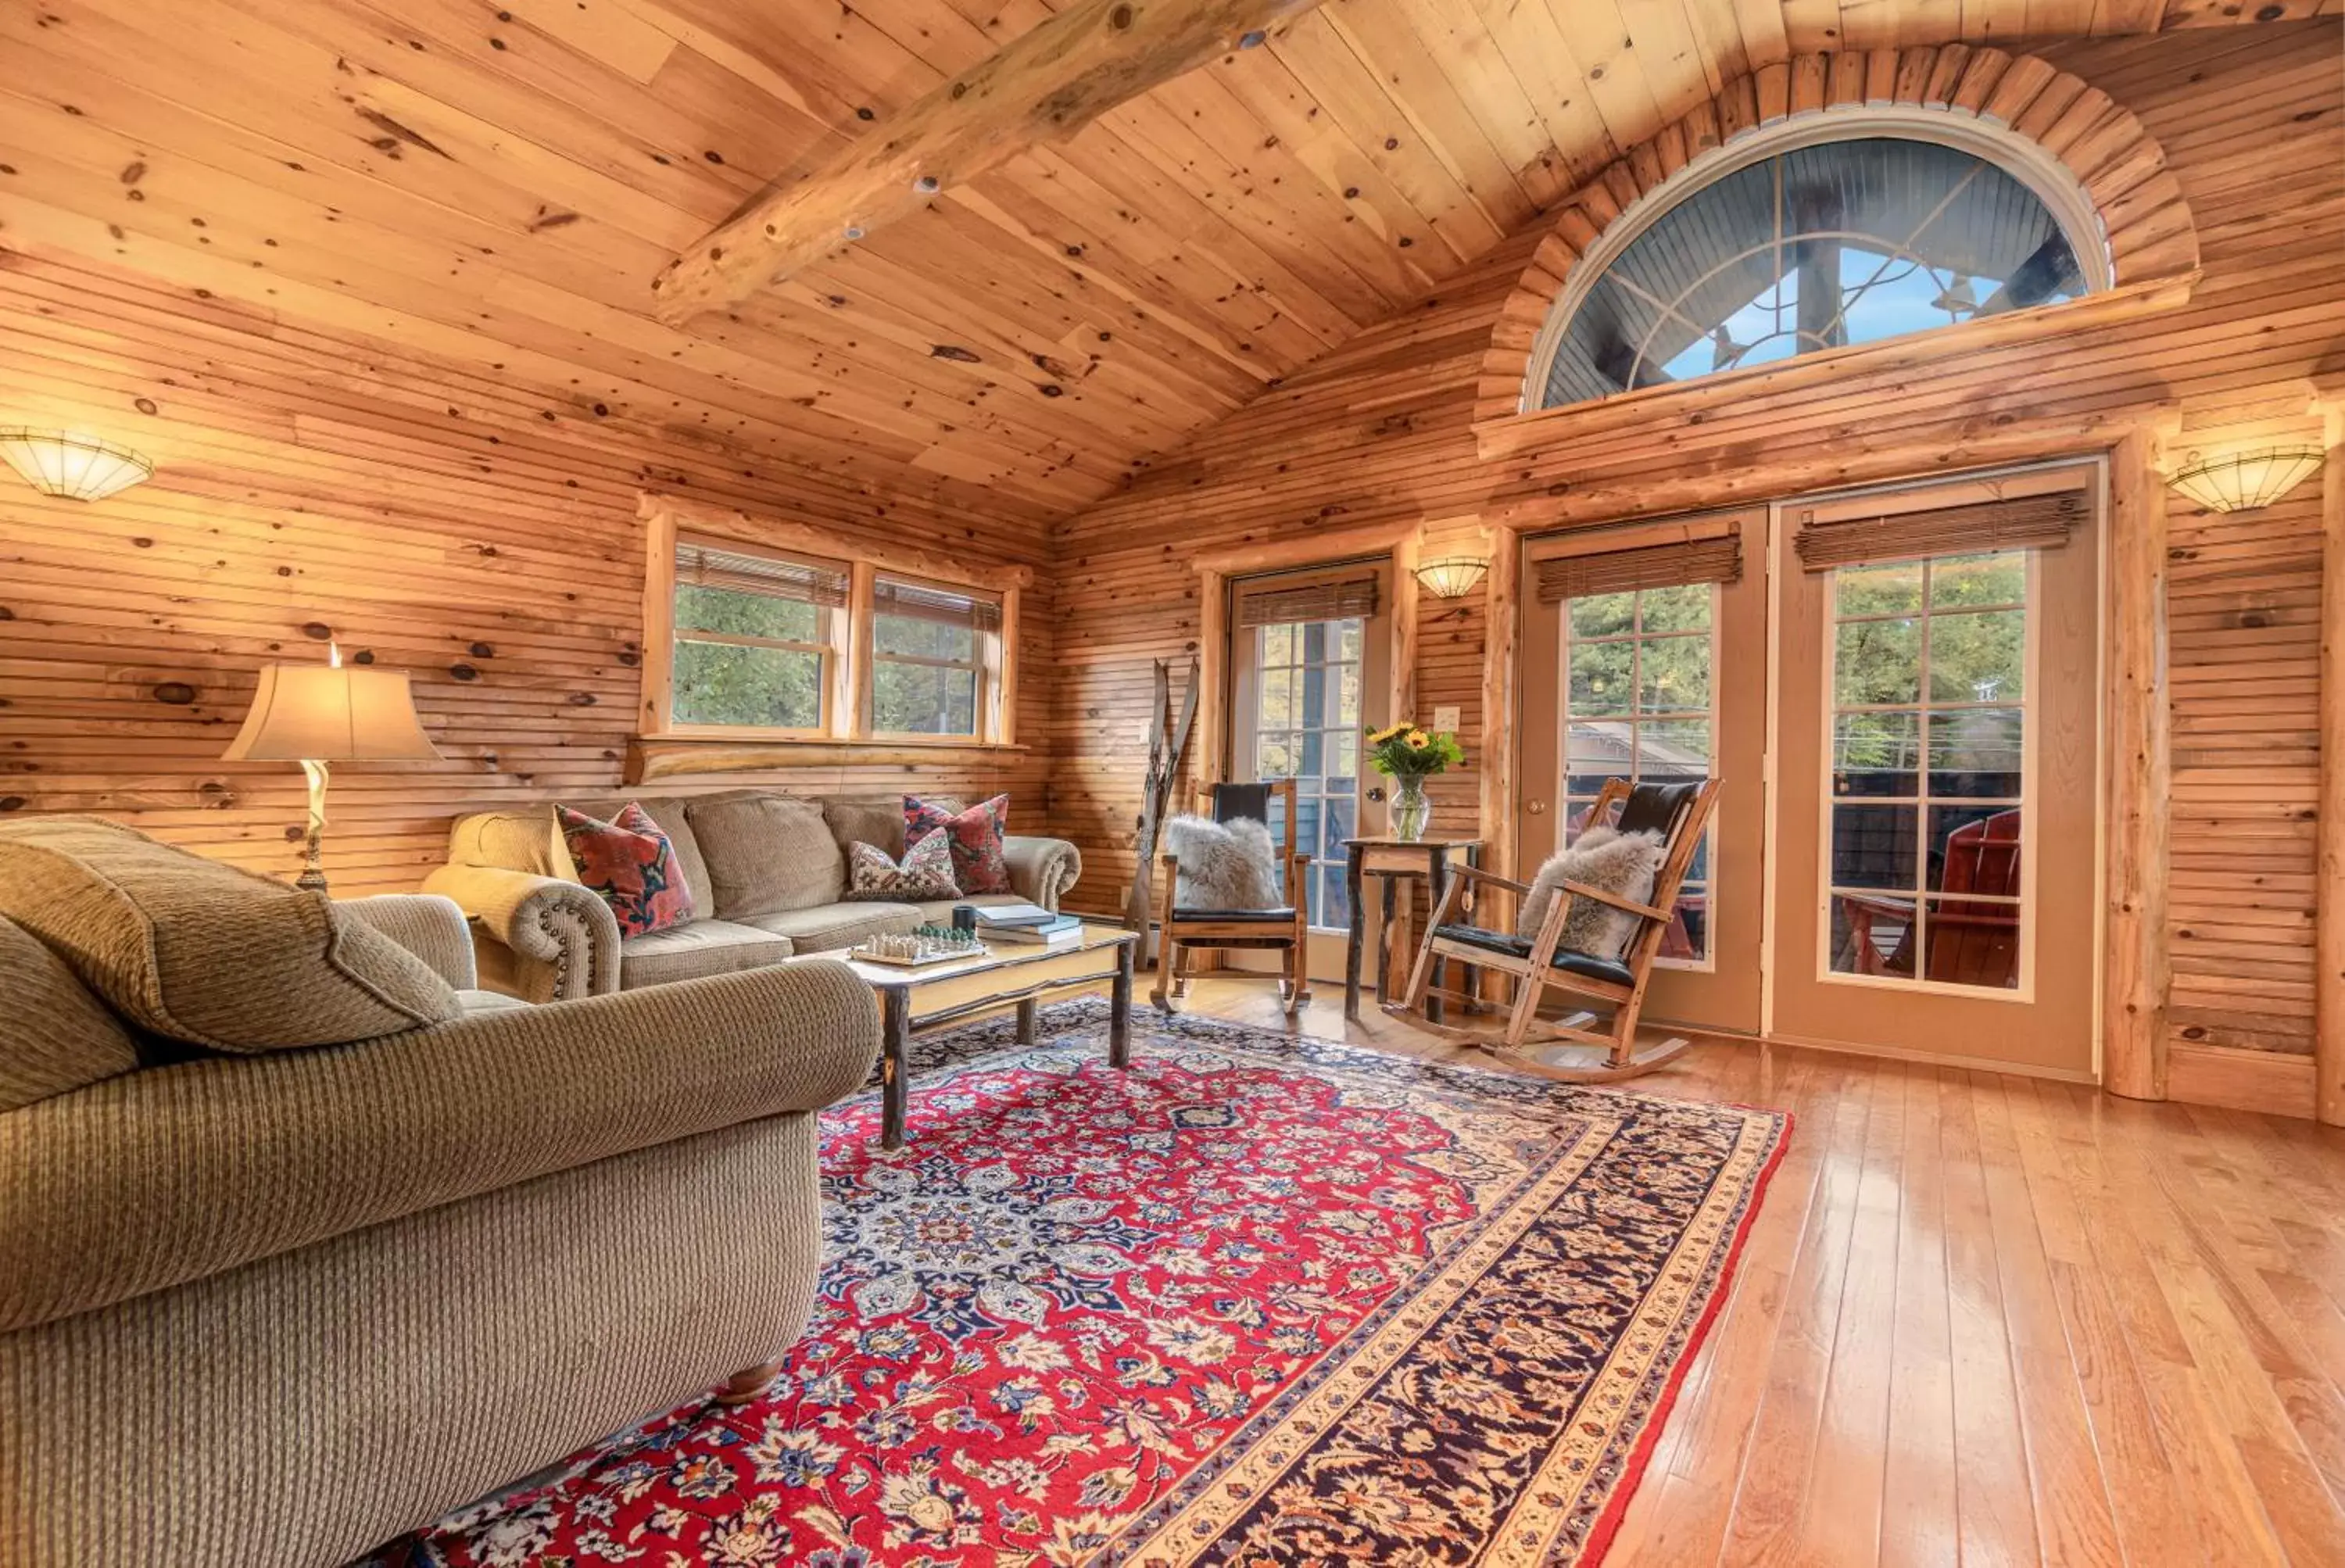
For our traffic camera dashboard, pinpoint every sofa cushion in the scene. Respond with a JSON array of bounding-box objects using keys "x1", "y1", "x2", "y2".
[
  {"x1": 741, "y1": 902, "x2": 920, "y2": 954},
  {"x1": 617, "y1": 918, "x2": 794, "y2": 990},
  {"x1": 0, "y1": 817, "x2": 460, "y2": 1052},
  {"x1": 905, "y1": 793, "x2": 1011, "y2": 895},
  {"x1": 0, "y1": 915, "x2": 142, "y2": 1111},
  {"x1": 556, "y1": 802, "x2": 694, "y2": 938},
  {"x1": 825, "y1": 796, "x2": 932, "y2": 860},
  {"x1": 686, "y1": 794, "x2": 843, "y2": 918}
]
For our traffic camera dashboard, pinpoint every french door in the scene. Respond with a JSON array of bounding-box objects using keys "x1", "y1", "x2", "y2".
[
  {"x1": 1229, "y1": 559, "x2": 1392, "y2": 980},
  {"x1": 1515, "y1": 463, "x2": 2103, "y2": 1076},
  {"x1": 1518, "y1": 509, "x2": 1769, "y2": 1036}
]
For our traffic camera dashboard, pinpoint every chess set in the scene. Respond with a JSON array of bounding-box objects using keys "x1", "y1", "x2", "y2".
[{"x1": 849, "y1": 925, "x2": 992, "y2": 967}]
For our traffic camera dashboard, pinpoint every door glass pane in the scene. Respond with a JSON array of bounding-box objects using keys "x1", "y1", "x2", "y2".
[
  {"x1": 1562, "y1": 582, "x2": 1719, "y2": 963},
  {"x1": 1824, "y1": 550, "x2": 2030, "y2": 991},
  {"x1": 1833, "y1": 618, "x2": 1922, "y2": 705},
  {"x1": 671, "y1": 640, "x2": 824, "y2": 729},
  {"x1": 1248, "y1": 616, "x2": 1365, "y2": 929}
]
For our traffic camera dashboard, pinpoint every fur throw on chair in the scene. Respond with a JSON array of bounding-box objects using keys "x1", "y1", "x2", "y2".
[
  {"x1": 1162, "y1": 813, "x2": 1283, "y2": 910},
  {"x1": 1516, "y1": 825, "x2": 1667, "y2": 959}
]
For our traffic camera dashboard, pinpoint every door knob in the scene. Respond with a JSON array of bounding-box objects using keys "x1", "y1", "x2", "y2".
[
  {"x1": 1367, "y1": 786, "x2": 1386, "y2": 803},
  {"x1": 1527, "y1": 800, "x2": 1545, "y2": 815}
]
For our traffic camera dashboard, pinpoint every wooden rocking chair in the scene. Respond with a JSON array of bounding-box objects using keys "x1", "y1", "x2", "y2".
[
  {"x1": 1151, "y1": 780, "x2": 1313, "y2": 1017},
  {"x1": 1394, "y1": 777, "x2": 1720, "y2": 1082}
]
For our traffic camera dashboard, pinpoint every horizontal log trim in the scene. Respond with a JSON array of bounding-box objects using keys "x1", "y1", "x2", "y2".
[
  {"x1": 1476, "y1": 273, "x2": 2200, "y2": 464},
  {"x1": 628, "y1": 737, "x2": 1031, "y2": 782}
]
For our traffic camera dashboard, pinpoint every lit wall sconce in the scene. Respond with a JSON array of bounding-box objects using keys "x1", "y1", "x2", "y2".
[
  {"x1": 0, "y1": 428, "x2": 155, "y2": 502},
  {"x1": 1412, "y1": 555, "x2": 1491, "y2": 598},
  {"x1": 2164, "y1": 446, "x2": 2323, "y2": 514}
]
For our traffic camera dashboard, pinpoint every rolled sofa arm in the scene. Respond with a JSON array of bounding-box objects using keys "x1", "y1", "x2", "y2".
[
  {"x1": 1003, "y1": 836, "x2": 1083, "y2": 912},
  {"x1": 0, "y1": 961, "x2": 879, "y2": 1335},
  {"x1": 422, "y1": 864, "x2": 620, "y2": 1001},
  {"x1": 335, "y1": 893, "x2": 478, "y2": 990}
]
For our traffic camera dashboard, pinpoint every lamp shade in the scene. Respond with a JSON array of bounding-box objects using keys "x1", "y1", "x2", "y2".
[
  {"x1": 2165, "y1": 446, "x2": 2323, "y2": 514},
  {"x1": 1413, "y1": 555, "x2": 1491, "y2": 598},
  {"x1": 0, "y1": 429, "x2": 154, "y2": 502},
  {"x1": 220, "y1": 664, "x2": 442, "y2": 762}
]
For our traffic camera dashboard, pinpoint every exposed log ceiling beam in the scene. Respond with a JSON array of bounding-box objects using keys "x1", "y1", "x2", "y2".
[{"x1": 650, "y1": 0, "x2": 1331, "y2": 323}]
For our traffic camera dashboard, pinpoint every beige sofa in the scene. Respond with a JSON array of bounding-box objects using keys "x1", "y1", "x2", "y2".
[
  {"x1": 427, "y1": 789, "x2": 1083, "y2": 1001},
  {"x1": 0, "y1": 818, "x2": 878, "y2": 1568}
]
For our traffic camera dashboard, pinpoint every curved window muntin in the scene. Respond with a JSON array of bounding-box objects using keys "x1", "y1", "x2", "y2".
[{"x1": 1522, "y1": 108, "x2": 2115, "y2": 414}]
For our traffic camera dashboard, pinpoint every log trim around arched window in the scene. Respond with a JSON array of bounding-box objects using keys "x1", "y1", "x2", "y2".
[{"x1": 1475, "y1": 47, "x2": 2202, "y2": 440}]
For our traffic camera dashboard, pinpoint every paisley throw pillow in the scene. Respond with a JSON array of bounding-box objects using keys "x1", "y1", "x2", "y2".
[
  {"x1": 556, "y1": 801, "x2": 694, "y2": 938},
  {"x1": 844, "y1": 834, "x2": 961, "y2": 901},
  {"x1": 904, "y1": 793, "x2": 1011, "y2": 895}
]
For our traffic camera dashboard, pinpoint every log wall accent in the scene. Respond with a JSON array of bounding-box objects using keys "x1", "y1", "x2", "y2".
[
  {"x1": 1047, "y1": 23, "x2": 2345, "y2": 1105},
  {"x1": 1474, "y1": 45, "x2": 2204, "y2": 428},
  {"x1": 0, "y1": 250, "x2": 1054, "y2": 897}
]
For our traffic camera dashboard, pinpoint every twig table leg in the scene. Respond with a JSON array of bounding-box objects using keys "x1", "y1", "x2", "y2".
[
  {"x1": 880, "y1": 986, "x2": 911, "y2": 1151},
  {"x1": 1110, "y1": 940, "x2": 1134, "y2": 1068}
]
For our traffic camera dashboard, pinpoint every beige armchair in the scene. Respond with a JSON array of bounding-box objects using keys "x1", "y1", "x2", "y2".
[{"x1": 0, "y1": 821, "x2": 879, "y2": 1568}]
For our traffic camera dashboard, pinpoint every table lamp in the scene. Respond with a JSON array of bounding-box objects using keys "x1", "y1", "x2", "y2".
[{"x1": 221, "y1": 646, "x2": 441, "y2": 893}]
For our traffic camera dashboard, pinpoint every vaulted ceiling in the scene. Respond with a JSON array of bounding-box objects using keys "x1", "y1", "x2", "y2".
[{"x1": 0, "y1": 0, "x2": 2296, "y2": 534}]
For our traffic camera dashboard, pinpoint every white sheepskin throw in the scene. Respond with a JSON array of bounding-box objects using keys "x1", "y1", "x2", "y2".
[
  {"x1": 1163, "y1": 813, "x2": 1283, "y2": 911},
  {"x1": 1515, "y1": 825, "x2": 1667, "y2": 959}
]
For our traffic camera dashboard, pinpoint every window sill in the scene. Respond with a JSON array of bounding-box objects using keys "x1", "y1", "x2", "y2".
[
  {"x1": 628, "y1": 733, "x2": 1027, "y2": 784},
  {"x1": 1472, "y1": 272, "x2": 2202, "y2": 464}
]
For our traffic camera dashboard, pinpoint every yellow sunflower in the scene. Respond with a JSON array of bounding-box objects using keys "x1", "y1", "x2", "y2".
[
  {"x1": 1366, "y1": 722, "x2": 1409, "y2": 745},
  {"x1": 1405, "y1": 729, "x2": 1430, "y2": 750}
]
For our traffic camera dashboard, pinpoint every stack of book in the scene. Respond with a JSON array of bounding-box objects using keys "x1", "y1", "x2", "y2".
[{"x1": 972, "y1": 904, "x2": 1085, "y2": 946}]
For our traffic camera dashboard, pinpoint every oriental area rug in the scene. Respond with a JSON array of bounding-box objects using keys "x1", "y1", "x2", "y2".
[{"x1": 372, "y1": 1001, "x2": 1788, "y2": 1568}]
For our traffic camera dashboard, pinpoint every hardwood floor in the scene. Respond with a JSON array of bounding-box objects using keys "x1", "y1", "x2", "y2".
[{"x1": 1165, "y1": 977, "x2": 2345, "y2": 1567}]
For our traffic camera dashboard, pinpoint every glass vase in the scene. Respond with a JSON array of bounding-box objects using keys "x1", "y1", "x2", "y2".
[{"x1": 1391, "y1": 775, "x2": 1431, "y2": 842}]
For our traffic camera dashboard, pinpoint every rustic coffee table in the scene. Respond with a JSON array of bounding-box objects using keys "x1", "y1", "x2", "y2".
[{"x1": 808, "y1": 922, "x2": 1139, "y2": 1149}]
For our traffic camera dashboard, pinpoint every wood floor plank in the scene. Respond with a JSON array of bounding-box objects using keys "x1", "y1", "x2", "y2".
[{"x1": 1160, "y1": 985, "x2": 2345, "y2": 1566}]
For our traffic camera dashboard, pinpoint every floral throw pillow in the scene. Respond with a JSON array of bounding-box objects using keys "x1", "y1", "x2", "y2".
[
  {"x1": 904, "y1": 793, "x2": 1012, "y2": 896},
  {"x1": 556, "y1": 801, "x2": 693, "y2": 938},
  {"x1": 844, "y1": 834, "x2": 961, "y2": 902}
]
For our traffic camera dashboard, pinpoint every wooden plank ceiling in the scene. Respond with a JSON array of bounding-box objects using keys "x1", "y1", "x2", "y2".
[{"x1": 0, "y1": 0, "x2": 2304, "y2": 535}]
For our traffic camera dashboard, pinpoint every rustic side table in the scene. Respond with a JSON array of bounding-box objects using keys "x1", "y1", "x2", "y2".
[{"x1": 1342, "y1": 837, "x2": 1484, "y2": 1022}]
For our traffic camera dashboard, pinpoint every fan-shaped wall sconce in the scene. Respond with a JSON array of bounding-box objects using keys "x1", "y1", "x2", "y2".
[
  {"x1": 0, "y1": 429, "x2": 155, "y2": 503},
  {"x1": 1412, "y1": 556, "x2": 1491, "y2": 598},
  {"x1": 2164, "y1": 446, "x2": 2323, "y2": 514}
]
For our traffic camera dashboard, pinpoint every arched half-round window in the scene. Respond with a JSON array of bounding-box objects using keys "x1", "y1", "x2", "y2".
[{"x1": 1528, "y1": 119, "x2": 2110, "y2": 411}]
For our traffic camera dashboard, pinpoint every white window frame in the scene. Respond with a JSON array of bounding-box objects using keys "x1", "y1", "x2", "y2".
[{"x1": 1521, "y1": 108, "x2": 2113, "y2": 415}]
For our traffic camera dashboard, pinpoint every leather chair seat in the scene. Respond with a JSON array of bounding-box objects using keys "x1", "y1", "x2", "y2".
[{"x1": 1430, "y1": 924, "x2": 1636, "y2": 989}]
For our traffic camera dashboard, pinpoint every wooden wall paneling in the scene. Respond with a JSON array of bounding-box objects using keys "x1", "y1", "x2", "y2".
[
  {"x1": 1043, "y1": 24, "x2": 2345, "y2": 1101},
  {"x1": 2319, "y1": 406, "x2": 2345, "y2": 1125},
  {"x1": 0, "y1": 249, "x2": 1057, "y2": 895}
]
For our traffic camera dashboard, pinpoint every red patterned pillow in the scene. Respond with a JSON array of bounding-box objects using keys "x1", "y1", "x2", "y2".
[
  {"x1": 904, "y1": 793, "x2": 1011, "y2": 895},
  {"x1": 556, "y1": 801, "x2": 694, "y2": 938}
]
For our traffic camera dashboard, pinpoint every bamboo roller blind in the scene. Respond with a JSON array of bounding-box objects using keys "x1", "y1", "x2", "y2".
[
  {"x1": 1534, "y1": 531, "x2": 1742, "y2": 602},
  {"x1": 1793, "y1": 492, "x2": 2085, "y2": 572},
  {"x1": 1233, "y1": 566, "x2": 1382, "y2": 628},
  {"x1": 676, "y1": 536, "x2": 850, "y2": 606},
  {"x1": 874, "y1": 574, "x2": 1004, "y2": 631}
]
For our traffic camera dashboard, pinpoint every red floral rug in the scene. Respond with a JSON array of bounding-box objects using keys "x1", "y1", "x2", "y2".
[{"x1": 369, "y1": 1002, "x2": 1787, "y2": 1567}]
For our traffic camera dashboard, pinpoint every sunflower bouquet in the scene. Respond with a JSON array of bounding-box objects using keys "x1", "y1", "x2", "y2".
[
  {"x1": 1366, "y1": 721, "x2": 1465, "y2": 779},
  {"x1": 1366, "y1": 722, "x2": 1462, "y2": 840}
]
